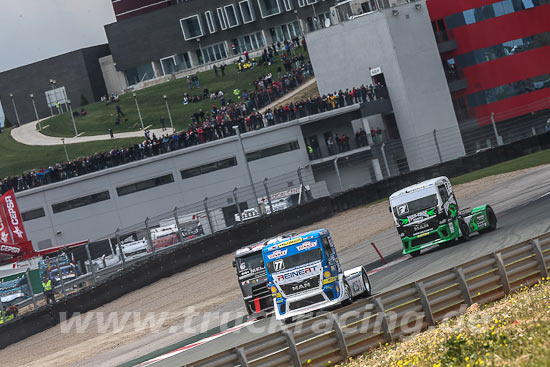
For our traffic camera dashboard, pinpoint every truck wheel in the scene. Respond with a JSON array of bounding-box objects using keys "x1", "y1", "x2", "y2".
[
  {"x1": 342, "y1": 281, "x2": 353, "y2": 305},
  {"x1": 410, "y1": 250, "x2": 421, "y2": 257},
  {"x1": 361, "y1": 268, "x2": 372, "y2": 297},
  {"x1": 481, "y1": 206, "x2": 497, "y2": 233},
  {"x1": 459, "y1": 219, "x2": 470, "y2": 241}
]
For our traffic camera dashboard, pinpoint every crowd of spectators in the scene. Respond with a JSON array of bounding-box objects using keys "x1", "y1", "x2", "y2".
[{"x1": 1, "y1": 41, "x2": 388, "y2": 195}]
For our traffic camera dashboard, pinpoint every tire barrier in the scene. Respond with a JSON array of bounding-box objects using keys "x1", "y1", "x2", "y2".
[{"x1": 175, "y1": 232, "x2": 550, "y2": 367}]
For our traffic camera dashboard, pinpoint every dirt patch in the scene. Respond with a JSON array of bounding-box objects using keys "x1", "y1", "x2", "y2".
[{"x1": 1, "y1": 166, "x2": 537, "y2": 367}]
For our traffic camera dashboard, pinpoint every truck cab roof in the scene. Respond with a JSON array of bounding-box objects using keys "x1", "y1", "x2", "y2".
[
  {"x1": 264, "y1": 229, "x2": 328, "y2": 251},
  {"x1": 389, "y1": 176, "x2": 450, "y2": 201},
  {"x1": 235, "y1": 240, "x2": 268, "y2": 258}
]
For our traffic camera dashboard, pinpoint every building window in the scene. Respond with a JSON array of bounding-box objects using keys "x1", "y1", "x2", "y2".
[
  {"x1": 217, "y1": 7, "x2": 228, "y2": 30},
  {"x1": 234, "y1": 32, "x2": 266, "y2": 52},
  {"x1": 282, "y1": 0, "x2": 293, "y2": 11},
  {"x1": 257, "y1": 0, "x2": 282, "y2": 18},
  {"x1": 198, "y1": 42, "x2": 228, "y2": 65},
  {"x1": 298, "y1": 0, "x2": 306, "y2": 7},
  {"x1": 465, "y1": 73, "x2": 550, "y2": 108},
  {"x1": 273, "y1": 21, "x2": 302, "y2": 42},
  {"x1": 125, "y1": 63, "x2": 155, "y2": 86},
  {"x1": 180, "y1": 15, "x2": 204, "y2": 40},
  {"x1": 445, "y1": 0, "x2": 547, "y2": 30},
  {"x1": 181, "y1": 157, "x2": 238, "y2": 179},
  {"x1": 239, "y1": 0, "x2": 256, "y2": 23},
  {"x1": 224, "y1": 4, "x2": 240, "y2": 27},
  {"x1": 160, "y1": 55, "x2": 177, "y2": 75},
  {"x1": 246, "y1": 141, "x2": 300, "y2": 162},
  {"x1": 306, "y1": 0, "x2": 318, "y2": 4},
  {"x1": 455, "y1": 32, "x2": 550, "y2": 69},
  {"x1": 116, "y1": 174, "x2": 175, "y2": 197},
  {"x1": 52, "y1": 191, "x2": 111, "y2": 214},
  {"x1": 205, "y1": 10, "x2": 217, "y2": 33},
  {"x1": 22, "y1": 207, "x2": 46, "y2": 222}
]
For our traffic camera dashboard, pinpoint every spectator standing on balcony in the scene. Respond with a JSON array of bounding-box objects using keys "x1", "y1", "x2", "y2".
[{"x1": 327, "y1": 135, "x2": 336, "y2": 155}]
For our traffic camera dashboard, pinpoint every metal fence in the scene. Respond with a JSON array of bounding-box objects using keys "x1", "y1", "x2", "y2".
[{"x1": 176, "y1": 231, "x2": 550, "y2": 367}]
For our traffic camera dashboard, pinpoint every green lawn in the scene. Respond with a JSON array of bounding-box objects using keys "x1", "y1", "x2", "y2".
[
  {"x1": 42, "y1": 49, "x2": 309, "y2": 137},
  {"x1": 450, "y1": 149, "x2": 550, "y2": 185},
  {"x1": 0, "y1": 129, "x2": 142, "y2": 177}
]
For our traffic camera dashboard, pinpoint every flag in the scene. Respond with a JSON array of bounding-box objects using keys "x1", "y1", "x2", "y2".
[{"x1": 0, "y1": 189, "x2": 28, "y2": 244}]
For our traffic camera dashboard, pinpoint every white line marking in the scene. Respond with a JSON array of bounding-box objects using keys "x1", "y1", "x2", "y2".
[
  {"x1": 136, "y1": 318, "x2": 259, "y2": 367},
  {"x1": 538, "y1": 192, "x2": 550, "y2": 199}
]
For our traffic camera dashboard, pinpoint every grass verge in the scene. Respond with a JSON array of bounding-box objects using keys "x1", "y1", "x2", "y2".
[
  {"x1": 338, "y1": 278, "x2": 550, "y2": 367},
  {"x1": 0, "y1": 129, "x2": 142, "y2": 177},
  {"x1": 42, "y1": 49, "x2": 309, "y2": 137},
  {"x1": 450, "y1": 149, "x2": 550, "y2": 186}
]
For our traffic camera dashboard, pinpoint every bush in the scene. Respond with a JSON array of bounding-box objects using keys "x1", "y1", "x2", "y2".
[{"x1": 80, "y1": 94, "x2": 89, "y2": 106}]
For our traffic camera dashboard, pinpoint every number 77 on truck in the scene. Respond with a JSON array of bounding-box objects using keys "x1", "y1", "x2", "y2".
[{"x1": 262, "y1": 229, "x2": 371, "y2": 321}]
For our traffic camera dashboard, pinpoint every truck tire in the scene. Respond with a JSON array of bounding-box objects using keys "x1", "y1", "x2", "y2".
[
  {"x1": 360, "y1": 267, "x2": 372, "y2": 298},
  {"x1": 459, "y1": 218, "x2": 470, "y2": 242},
  {"x1": 342, "y1": 280, "x2": 353, "y2": 305},
  {"x1": 480, "y1": 206, "x2": 497, "y2": 233},
  {"x1": 410, "y1": 250, "x2": 421, "y2": 257}
]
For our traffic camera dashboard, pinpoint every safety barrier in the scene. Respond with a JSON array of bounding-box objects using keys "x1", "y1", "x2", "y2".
[{"x1": 179, "y1": 231, "x2": 550, "y2": 367}]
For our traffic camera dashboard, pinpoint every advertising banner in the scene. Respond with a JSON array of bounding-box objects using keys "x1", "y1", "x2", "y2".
[{"x1": 0, "y1": 190, "x2": 28, "y2": 244}]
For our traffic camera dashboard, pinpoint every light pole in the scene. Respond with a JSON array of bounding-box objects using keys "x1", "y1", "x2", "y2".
[
  {"x1": 310, "y1": 3, "x2": 318, "y2": 31},
  {"x1": 48, "y1": 79, "x2": 55, "y2": 115},
  {"x1": 67, "y1": 99, "x2": 79, "y2": 137},
  {"x1": 163, "y1": 95, "x2": 175, "y2": 131},
  {"x1": 61, "y1": 138, "x2": 70, "y2": 161},
  {"x1": 30, "y1": 94, "x2": 42, "y2": 130},
  {"x1": 233, "y1": 126, "x2": 261, "y2": 214},
  {"x1": 8, "y1": 93, "x2": 21, "y2": 127},
  {"x1": 133, "y1": 93, "x2": 144, "y2": 129}
]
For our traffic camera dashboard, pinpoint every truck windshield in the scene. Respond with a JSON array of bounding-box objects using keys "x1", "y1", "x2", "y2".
[
  {"x1": 266, "y1": 248, "x2": 322, "y2": 274},
  {"x1": 236, "y1": 252, "x2": 264, "y2": 277},
  {"x1": 393, "y1": 194, "x2": 438, "y2": 218}
]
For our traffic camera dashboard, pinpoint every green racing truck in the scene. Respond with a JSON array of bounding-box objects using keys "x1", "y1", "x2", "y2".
[{"x1": 389, "y1": 176, "x2": 497, "y2": 257}]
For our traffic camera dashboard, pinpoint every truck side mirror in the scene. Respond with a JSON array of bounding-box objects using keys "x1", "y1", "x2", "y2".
[
  {"x1": 232, "y1": 260, "x2": 236, "y2": 268},
  {"x1": 389, "y1": 206, "x2": 392, "y2": 213},
  {"x1": 260, "y1": 260, "x2": 264, "y2": 267}
]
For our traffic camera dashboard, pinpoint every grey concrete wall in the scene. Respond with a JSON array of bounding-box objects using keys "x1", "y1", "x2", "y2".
[
  {"x1": 306, "y1": 1, "x2": 465, "y2": 170},
  {"x1": 15, "y1": 120, "x2": 328, "y2": 249},
  {"x1": 99, "y1": 55, "x2": 127, "y2": 95}
]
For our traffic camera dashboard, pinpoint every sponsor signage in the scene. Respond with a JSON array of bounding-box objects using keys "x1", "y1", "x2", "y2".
[
  {"x1": 267, "y1": 249, "x2": 287, "y2": 260},
  {"x1": 297, "y1": 241, "x2": 317, "y2": 251},
  {"x1": 0, "y1": 244, "x2": 20, "y2": 254},
  {"x1": 276, "y1": 264, "x2": 321, "y2": 282},
  {"x1": 0, "y1": 204, "x2": 11, "y2": 243},
  {"x1": 275, "y1": 237, "x2": 303, "y2": 249},
  {"x1": 1, "y1": 190, "x2": 27, "y2": 244}
]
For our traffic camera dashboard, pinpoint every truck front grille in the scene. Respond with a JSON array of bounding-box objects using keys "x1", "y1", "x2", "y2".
[
  {"x1": 280, "y1": 276, "x2": 320, "y2": 296},
  {"x1": 410, "y1": 232, "x2": 441, "y2": 248},
  {"x1": 288, "y1": 294, "x2": 325, "y2": 311}
]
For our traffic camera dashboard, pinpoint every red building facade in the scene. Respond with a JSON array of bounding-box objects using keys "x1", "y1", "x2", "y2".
[{"x1": 427, "y1": 0, "x2": 550, "y2": 127}]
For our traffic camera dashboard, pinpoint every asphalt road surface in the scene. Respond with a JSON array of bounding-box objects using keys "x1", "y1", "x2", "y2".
[{"x1": 146, "y1": 166, "x2": 550, "y2": 367}]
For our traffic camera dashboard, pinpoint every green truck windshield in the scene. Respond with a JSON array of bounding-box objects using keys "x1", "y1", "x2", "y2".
[{"x1": 394, "y1": 194, "x2": 438, "y2": 218}]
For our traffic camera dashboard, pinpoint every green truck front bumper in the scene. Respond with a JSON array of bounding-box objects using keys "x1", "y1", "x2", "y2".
[{"x1": 401, "y1": 219, "x2": 460, "y2": 255}]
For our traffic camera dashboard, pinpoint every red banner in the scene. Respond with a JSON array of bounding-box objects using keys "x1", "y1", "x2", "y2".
[
  {"x1": 0, "y1": 202, "x2": 11, "y2": 244},
  {"x1": 1, "y1": 190, "x2": 28, "y2": 244}
]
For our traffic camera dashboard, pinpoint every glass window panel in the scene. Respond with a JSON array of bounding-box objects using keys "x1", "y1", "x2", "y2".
[
  {"x1": 180, "y1": 15, "x2": 203, "y2": 40},
  {"x1": 246, "y1": 141, "x2": 300, "y2": 162},
  {"x1": 22, "y1": 208, "x2": 46, "y2": 222},
  {"x1": 225, "y1": 5, "x2": 239, "y2": 27},
  {"x1": 240, "y1": 0, "x2": 255, "y2": 23},
  {"x1": 181, "y1": 158, "x2": 237, "y2": 179},
  {"x1": 257, "y1": 0, "x2": 281, "y2": 17},
  {"x1": 52, "y1": 191, "x2": 110, "y2": 214}
]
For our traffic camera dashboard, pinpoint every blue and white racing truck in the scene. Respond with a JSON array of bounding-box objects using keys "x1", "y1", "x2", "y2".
[{"x1": 262, "y1": 229, "x2": 371, "y2": 321}]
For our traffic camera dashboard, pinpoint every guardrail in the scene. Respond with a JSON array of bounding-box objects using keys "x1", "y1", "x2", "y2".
[{"x1": 178, "y1": 231, "x2": 550, "y2": 367}]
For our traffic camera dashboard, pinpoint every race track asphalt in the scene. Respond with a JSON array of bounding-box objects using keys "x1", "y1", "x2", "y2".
[{"x1": 147, "y1": 166, "x2": 550, "y2": 367}]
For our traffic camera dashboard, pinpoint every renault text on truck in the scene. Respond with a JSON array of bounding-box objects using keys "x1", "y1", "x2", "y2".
[
  {"x1": 389, "y1": 176, "x2": 497, "y2": 257},
  {"x1": 262, "y1": 229, "x2": 371, "y2": 321}
]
